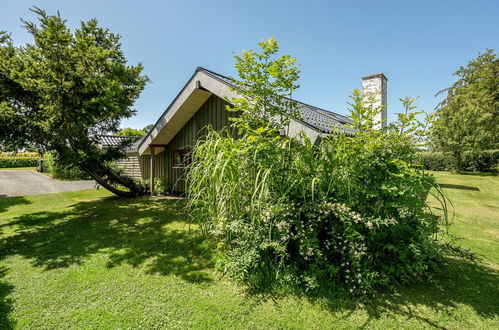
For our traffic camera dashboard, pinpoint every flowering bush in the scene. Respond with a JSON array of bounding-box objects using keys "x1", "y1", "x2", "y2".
[
  {"x1": 187, "y1": 124, "x2": 445, "y2": 296},
  {"x1": 186, "y1": 38, "x2": 449, "y2": 297}
]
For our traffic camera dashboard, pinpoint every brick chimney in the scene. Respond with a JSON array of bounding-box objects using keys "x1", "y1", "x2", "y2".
[{"x1": 362, "y1": 73, "x2": 388, "y2": 129}]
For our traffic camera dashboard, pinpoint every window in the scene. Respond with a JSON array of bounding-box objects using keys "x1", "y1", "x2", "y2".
[{"x1": 172, "y1": 149, "x2": 191, "y2": 168}]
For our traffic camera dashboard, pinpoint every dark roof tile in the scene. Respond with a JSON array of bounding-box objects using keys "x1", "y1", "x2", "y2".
[{"x1": 98, "y1": 135, "x2": 144, "y2": 152}]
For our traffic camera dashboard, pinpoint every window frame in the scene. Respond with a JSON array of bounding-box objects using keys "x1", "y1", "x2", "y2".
[{"x1": 172, "y1": 149, "x2": 191, "y2": 168}]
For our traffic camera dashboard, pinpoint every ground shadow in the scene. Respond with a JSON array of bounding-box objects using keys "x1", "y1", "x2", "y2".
[
  {"x1": 358, "y1": 258, "x2": 499, "y2": 328},
  {"x1": 244, "y1": 256, "x2": 498, "y2": 329},
  {"x1": 439, "y1": 183, "x2": 480, "y2": 191},
  {"x1": 0, "y1": 196, "x2": 213, "y2": 283},
  {"x1": 0, "y1": 267, "x2": 14, "y2": 329},
  {"x1": 1, "y1": 195, "x2": 498, "y2": 328},
  {"x1": 460, "y1": 172, "x2": 497, "y2": 177},
  {"x1": 0, "y1": 196, "x2": 31, "y2": 213}
]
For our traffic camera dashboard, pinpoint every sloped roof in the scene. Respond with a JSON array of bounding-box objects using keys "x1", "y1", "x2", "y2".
[
  {"x1": 197, "y1": 67, "x2": 355, "y2": 135},
  {"x1": 98, "y1": 135, "x2": 144, "y2": 152},
  {"x1": 138, "y1": 67, "x2": 356, "y2": 155}
]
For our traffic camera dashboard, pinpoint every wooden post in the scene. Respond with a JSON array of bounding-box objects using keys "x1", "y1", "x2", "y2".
[{"x1": 150, "y1": 146, "x2": 155, "y2": 196}]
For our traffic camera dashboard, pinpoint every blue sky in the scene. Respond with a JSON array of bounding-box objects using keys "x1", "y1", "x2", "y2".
[{"x1": 1, "y1": 0, "x2": 498, "y2": 129}]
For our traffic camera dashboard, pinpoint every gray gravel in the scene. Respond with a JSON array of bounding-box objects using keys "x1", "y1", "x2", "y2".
[{"x1": 0, "y1": 170, "x2": 96, "y2": 198}]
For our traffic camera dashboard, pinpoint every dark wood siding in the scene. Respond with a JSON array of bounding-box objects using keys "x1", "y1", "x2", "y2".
[
  {"x1": 133, "y1": 94, "x2": 234, "y2": 191},
  {"x1": 139, "y1": 152, "x2": 167, "y2": 180},
  {"x1": 162, "y1": 94, "x2": 234, "y2": 191}
]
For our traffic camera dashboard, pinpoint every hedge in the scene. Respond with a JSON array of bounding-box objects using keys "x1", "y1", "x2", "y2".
[
  {"x1": 0, "y1": 156, "x2": 39, "y2": 168},
  {"x1": 42, "y1": 151, "x2": 89, "y2": 180},
  {"x1": 420, "y1": 150, "x2": 499, "y2": 172},
  {"x1": 0, "y1": 152, "x2": 39, "y2": 158}
]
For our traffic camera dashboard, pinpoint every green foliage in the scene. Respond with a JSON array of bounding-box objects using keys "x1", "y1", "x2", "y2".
[
  {"x1": 431, "y1": 49, "x2": 498, "y2": 169},
  {"x1": 43, "y1": 151, "x2": 89, "y2": 180},
  {"x1": 347, "y1": 89, "x2": 383, "y2": 131},
  {"x1": 117, "y1": 127, "x2": 146, "y2": 136},
  {"x1": 0, "y1": 156, "x2": 38, "y2": 168},
  {"x1": 187, "y1": 38, "x2": 451, "y2": 297},
  {"x1": 428, "y1": 149, "x2": 499, "y2": 172},
  {"x1": 228, "y1": 36, "x2": 301, "y2": 135},
  {"x1": 420, "y1": 152, "x2": 457, "y2": 171},
  {"x1": 1, "y1": 181, "x2": 497, "y2": 328},
  {"x1": 138, "y1": 177, "x2": 172, "y2": 196},
  {"x1": 155, "y1": 177, "x2": 172, "y2": 195},
  {"x1": 142, "y1": 124, "x2": 154, "y2": 134},
  {"x1": 0, "y1": 152, "x2": 39, "y2": 168},
  {"x1": 0, "y1": 7, "x2": 148, "y2": 196},
  {"x1": 421, "y1": 150, "x2": 499, "y2": 172},
  {"x1": 187, "y1": 126, "x2": 449, "y2": 296},
  {"x1": 461, "y1": 149, "x2": 499, "y2": 172},
  {"x1": 0, "y1": 152, "x2": 39, "y2": 158}
]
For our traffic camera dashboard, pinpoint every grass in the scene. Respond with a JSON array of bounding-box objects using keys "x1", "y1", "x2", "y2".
[
  {"x1": 0, "y1": 167, "x2": 36, "y2": 171},
  {"x1": 427, "y1": 171, "x2": 499, "y2": 269},
  {"x1": 0, "y1": 172, "x2": 497, "y2": 329}
]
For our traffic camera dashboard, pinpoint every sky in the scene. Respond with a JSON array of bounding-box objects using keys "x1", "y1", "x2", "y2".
[{"x1": 1, "y1": 0, "x2": 498, "y2": 129}]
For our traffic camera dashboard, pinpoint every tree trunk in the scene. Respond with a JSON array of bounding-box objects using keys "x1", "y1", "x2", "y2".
[
  {"x1": 454, "y1": 151, "x2": 462, "y2": 174},
  {"x1": 85, "y1": 169, "x2": 147, "y2": 197}
]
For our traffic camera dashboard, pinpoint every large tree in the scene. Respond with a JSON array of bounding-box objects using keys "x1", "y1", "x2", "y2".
[
  {"x1": 0, "y1": 8, "x2": 148, "y2": 196},
  {"x1": 431, "y1": 49, "x2": 498, "y2": 170}
]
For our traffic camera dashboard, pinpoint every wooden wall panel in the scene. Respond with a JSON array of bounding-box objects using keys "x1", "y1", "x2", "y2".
[{"x1": 130, "y1": 94, "x2": 235, "y2": 191}]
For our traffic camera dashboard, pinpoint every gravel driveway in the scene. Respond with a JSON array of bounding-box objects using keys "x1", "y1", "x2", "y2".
[{"x1": 0, "y1": 170, "x2": 96, "y2": 198}]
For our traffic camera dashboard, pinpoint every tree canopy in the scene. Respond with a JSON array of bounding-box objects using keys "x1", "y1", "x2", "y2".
[
  {"x1": 0, "y1": 7, "x2": 148, "y2": 195},
  {"x1": 228, "y1": 37, "x2": 301, "y2": 136},
  {"x1": 117, "y1": 127, "x2": 146, "y2": 137},
  {"x1": 431, "y1": 49, "x2": 498, "y2": 168}
]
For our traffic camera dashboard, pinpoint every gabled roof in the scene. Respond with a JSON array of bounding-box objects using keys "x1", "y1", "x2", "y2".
[{"x1": 137, "y1": 67, "x2": 354, "y2": 155}]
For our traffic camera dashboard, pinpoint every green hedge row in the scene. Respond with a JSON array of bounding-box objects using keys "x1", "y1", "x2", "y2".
[
  {"x1": 0, "y1": 152, "x2": 39, "y2": 158},
  {"x1": 0, "y1": 156, "x2": 39, "y2": 168},
  {"x1": 420, "y1": 150, "x2": 499, "y2": 172}
]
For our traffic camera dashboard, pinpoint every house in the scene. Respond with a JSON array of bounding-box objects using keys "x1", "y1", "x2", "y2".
[
  {"x1": 119, "y1": 67, "x2": 388, "y2": 193},
  {"x1": 98, "y1": 135, "x2": 145, "y2": 179}
]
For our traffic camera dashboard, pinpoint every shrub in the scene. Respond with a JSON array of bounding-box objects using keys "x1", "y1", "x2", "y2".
[
  {"x1": 420, "y1": 150, "x2": 498, "y2": 172},
  {"x1": 419, "y1": 152, "x2": 456, "y2": 171},
  {"x1": 43, "y1": 151, "x2": 89, "y2": 180},
  {"x1": 0, "y1": 156, "x2": 38, "y2": 168},
  {"x1": 187, "y1": 127, "x2": 449, "y2": 296},
  {"x1": 461, "y1": 149, "x2": 499, "y2": 172},
  {"x1": 155, "y1": 177, "x2": 172, "y2": 195},
  {"x1": 0, "y1": 152, "x2": 39, "y2": 158},
  {"x1": 186, "y1": 38, "x2": 453, "y2": 298},
  {"x1": 138, "y1": 178, "x2": 170, "y2": 195}
]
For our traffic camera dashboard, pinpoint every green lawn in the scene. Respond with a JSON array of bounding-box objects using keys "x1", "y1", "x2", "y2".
[
  {"x1": 0, "y1": 172, "x2": 497, "y2": 329},
  {"x1": 0, "y1": 167, "x2": 36, "y2": 171}
]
